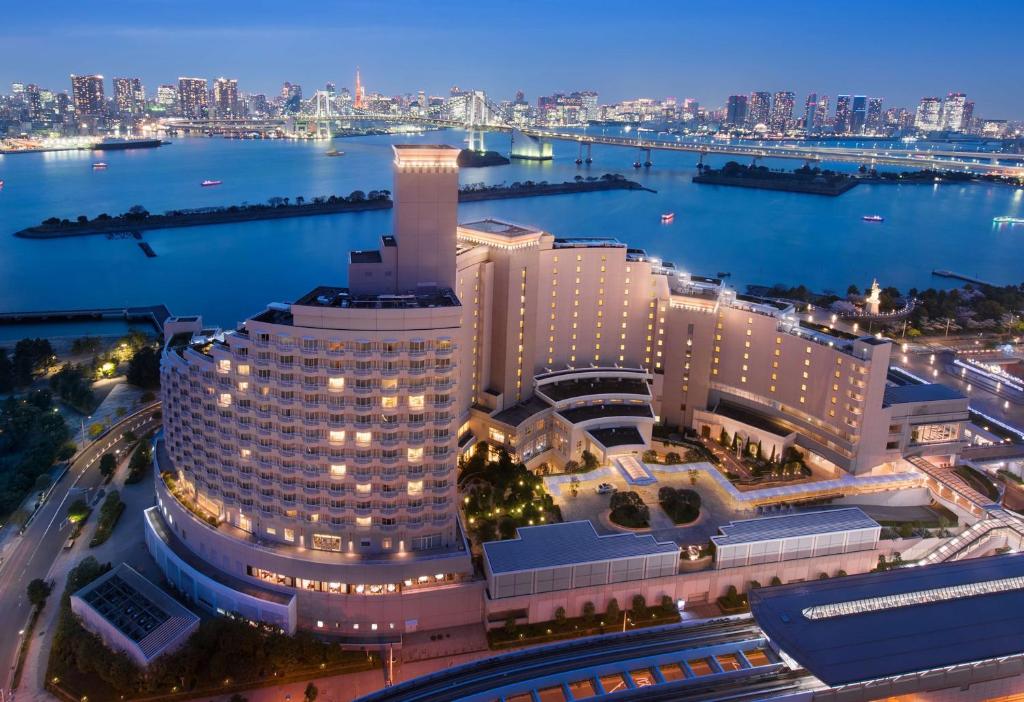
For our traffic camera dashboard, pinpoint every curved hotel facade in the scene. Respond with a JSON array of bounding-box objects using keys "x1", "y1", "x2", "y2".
[{"x1": 147, "y1": 144, "x2": 968, "y2": 640}]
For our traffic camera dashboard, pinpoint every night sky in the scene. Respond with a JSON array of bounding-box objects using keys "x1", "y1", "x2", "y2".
[{"x1": 4, "y1": 0, "x2": 1022, "y2": 117}]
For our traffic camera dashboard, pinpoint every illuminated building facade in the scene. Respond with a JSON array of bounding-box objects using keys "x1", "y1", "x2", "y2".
[{"x1": 177, "y1": 77, "x2": 208, "y2": 119}]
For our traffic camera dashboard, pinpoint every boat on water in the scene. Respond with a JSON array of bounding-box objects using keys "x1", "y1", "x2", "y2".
[
  {"x1": 862, "y1": 215, "x2": 884, "y2": 222},
  {"x1": 201, "y1": 179, "x2": 223, "y2": 187},
  {"x1": 92, "y1": 162, "x2": 108, "y2": 170},
  {"x1": 325, "y1": 149, "x2": 344, "y2": 157},
  {"x1": 91, "y1": 137, "x2": 163, "y2": 151},
  {"x1": 661, "y1": 212, "x2": 675, "y2": 223},
  {"x1": 994, "y1": 216, "x2": 1024, "y2": 225}
]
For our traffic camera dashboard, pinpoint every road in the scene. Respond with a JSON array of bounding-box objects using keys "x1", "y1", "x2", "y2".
[
  {"x1": 0, "y1": 403, "x2": 161, "y2": 699},
  {"x1": 893, "y1": 346, "x2": 1024, "y2": 439},
  {"x1": 357, "y1": 618, "x2": 772, "y2": 702}
]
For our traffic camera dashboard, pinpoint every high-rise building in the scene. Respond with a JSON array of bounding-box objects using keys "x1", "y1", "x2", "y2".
[
  {"x1": 156, "y1": 84, "x2": 178, "y2": 112},
  {"x1": 962, "y1": 101, "x2": 975, "y2": 133},
  {"x1": 802, "y1": 93, "x2": 818, "y2": 132},
  {"x1": 747, "y1": 91, "x2": 771, "y2": 128},
  {"x1": 915, "y1": 96, "x2": 943, "y2": 131},
  {"x1": 865, "y1": 97, "x2": 884, "y2": 133},
  {"x1": 24, "y1": 83, "x2": 42, "y2": 120},
  {"x1": 769, "y1": 91, "x2": 795, "y2": 133},
  {"x1": 113, "y1": 77, "x2": 144, "y2": 115},
  {"x1": 281, "y1": 82, "x2": 303, "y2": 113},
  {"x1": 725, "y1": 95, "x2": 748, "y2": 127},
  {"x1": 814, "y1": 95, "x2": 831, "y2": 131},
  {"x1": 834, "y1": 95, "x2": 851, "y2": 134},
  {"x1": 578, "y1": 90, "x2": 598, "y2": 122},
  {"x1": 212, "y1": 77, "x2": 240, "y2": 118},
  {"x1": 849, "y1": 95, "x2": 867, "y2": 134},
  {"x1": 70, "y1": 74, "x2": 105, "y2": 117},
  {"x1": 177, "y1": 77, "x2": 208, "y2": 119},
  {"x1": 940, "y1": 92, "x2": 968, "y2": 132}
]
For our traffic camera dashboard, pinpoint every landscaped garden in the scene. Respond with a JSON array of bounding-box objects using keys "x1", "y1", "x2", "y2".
[
  {"x1": 459, "y1": 443, "x2": 561, "y2": 543},
  {"x1": 608, "y1": 490, "x2": 650, "y2": 528},
  {"x1": 488, "y1": 595, "x2": 681, "y2": 649},
  {"x1": 716, "y1": 429, "x2": 811, "y2": 482},
  {"x1": 658, "y1": 486, "x2": 701, "y2": 524},
  {"x1": 953, "y1": 465, "x2": 1000, "y2": 502}
]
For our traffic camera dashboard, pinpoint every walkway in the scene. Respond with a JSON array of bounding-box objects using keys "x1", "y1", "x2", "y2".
[{"x1": 905, "y1": 455, "x2": 997, "y2": 516}]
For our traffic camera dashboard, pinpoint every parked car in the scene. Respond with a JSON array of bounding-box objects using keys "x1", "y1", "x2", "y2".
[{"x1": 596, "y1": 483, "x2": 616, "y2": 495}]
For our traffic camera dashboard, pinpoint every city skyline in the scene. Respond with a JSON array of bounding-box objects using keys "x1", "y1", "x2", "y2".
[{"x1": 3, "y1": 0, "x2": 1023, "y2": 118}]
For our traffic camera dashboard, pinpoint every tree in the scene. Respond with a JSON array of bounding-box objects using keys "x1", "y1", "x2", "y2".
[
  {"x1": 99, "y1": 453, "x2": 117, "y2": 480},
  {"x1": 642, "y1": 449, "x2": 658, "y2": 463},
  {"x1": 564, "y1": 460, "x2": 581, "y2": 474},
  {"x1": 67, "y1": 498, "x2": 90, "y2": 523},
  {"x1": 770, "y1": 576, "x2": 783, "y2": 587},
  {"x1": 605, "y1": 598, "x2": 620, "y2": 622},
  {"x1": 664, "y1": 451, "x2": 682, "y2": 465},
  {"x1": 580, "y1": 449, "x2": 599, "y2": 471},
  {"x1": 554, "y1": 606, "x2": 566, "y2": 625},
  {"x1": 126, "y1": 346, "x2": 161, "y2": 388},
  {"x1": 660, "y1": 595, "x2": 675, "y2": 613},
  {"x1": 719, "y1": 428, "x2": 730, "y2": 447},
  {"x1": 26, "y1": 578, "x2": 52, "y2": 608},
  {"x1": 630, "y1": 594, "x2": 646, "y2": 618},
  {"x1": 304, "y1": 682, "x2": 319, "y2": 702},
  {"x1": 504, "y1": 615, "x2": 517, "y2": 636},
  {"x1": 582, "y1": 601, "x2": 596, "y2": 623}
]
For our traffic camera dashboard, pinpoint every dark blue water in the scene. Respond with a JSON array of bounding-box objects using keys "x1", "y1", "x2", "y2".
[{"x1": 1, "y1": 129, "x2": 1021, "y2": 328}]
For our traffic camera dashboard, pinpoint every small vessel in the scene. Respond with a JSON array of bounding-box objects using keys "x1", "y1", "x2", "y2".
[
  {"x1": 0, "y1": 179, "x2": 4, "y2": 189},
  {"x1": 92, "y1": 162, "x2": 108, "y2": 170},
  {"x1": 862, "y1": 215, "x2": 884, "y2": 222},
  {"x1": 201, "y1": 179, "x2": 222, "y2": 187},
  {"x1": 994, "y1": 216, "x2": 1024, "y2": 225},
  {"x1": 325, "y1": 149, "x2": 344, "y2": 157},
  {"x1": 661, "y1": 212, "x2": 675, "y2": 223}
]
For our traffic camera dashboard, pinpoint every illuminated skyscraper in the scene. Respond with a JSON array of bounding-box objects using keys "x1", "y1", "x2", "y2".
[
  {"x1": 815, "y1": 95, "x2": 831, "y2": 131},
  {"x1": 769, "y1": 91, "x2": 795, "y2": 133},
  {"x1": 212, "y1": 77, "x2": 240, "y2": 118},
  {"x1": 940, "y1": 92, "x2": 968, "y2": 132},
  {"x1": 865, "y1": 97, "x2": 884, "y2": 133},
  {"x1": 915, "y1": 96, "x2": 942, "y2": 131},
  {"x1": 156, "y1": 84, "x2": 178, "y2": 112},
  {"x1": 70, "y1": 74, "x2": 105, "y2": 117},
  {"x1": 113, "y1": 77, "x2": 144, "y2": 115},
  {"x1": 834, "y1": 95, "x2": 851, "y2": 134},
  {"x1": 747, "y1": 91, "x2": 771, "y2": 128},
  {"x1": 177, "y1": 77, "x2": 209, "y2": 119}
]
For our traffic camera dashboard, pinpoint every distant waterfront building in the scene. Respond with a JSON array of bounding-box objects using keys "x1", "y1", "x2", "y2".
[
  {"x1": 747, "y1": 91, "x2": 771, "y2": 128},
  {"x1": 212, "y1": 77, "x2": 240, "y2": 119},
  {"x1": 281, "y1": 81, "x2": 303, "y2": 113},
  {"x1": 177, "y1": 77, "x2": 208, "y2": 119},
  {"x1": 814, "y1": 95, "x2": 831, "y2": 131},
  {"x1": 865, "y1": 97, "x2": 884, "y2": 133},
  {"x1": 23, "y1": 83, "x2": 42, "y2": 120},
  {"x1": 834, "y1": 95, "x2": 851, "y2": 134},
  {"x1": 112, "y1": 77, "x2": 144, "y2": 116},
  {"x1": 725, "y1": 95, "x2": 748, "y2": 127},
  {"x1": 70, "y1": 74, "x2": 105, "y2": 117},
  {"x1": 915, "y1": 96, "x2": 943, "y2": 131},
  {"x1": 354, "y1": 68, "x2": 364, "y2": 109},
  {"x1": 769, "y1": 91, "x2": 795, "y2": 133},
  {"x1": 941, "y1": 92, "x2": 969, "y2": 132},
  {"x1": 850, "y1": 95, "x2": 867, "y2": 134}
]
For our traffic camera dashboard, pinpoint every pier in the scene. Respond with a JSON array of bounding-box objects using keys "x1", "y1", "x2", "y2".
[
  {"x1": 0, "y1": 305, "x2": 172, "y2": 333},
  {"x1": 931, "y1": 270, "x2": 996, "y2": 287}
]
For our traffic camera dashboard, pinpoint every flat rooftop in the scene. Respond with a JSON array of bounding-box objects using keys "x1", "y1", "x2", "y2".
[
  {"x1": 484, "y1": 520, "x2": 679, "y2": 575},
  {"x1": 490, "y1": 395, "x2": 552, "y2": 427},
  {"x1": 72, "y1": 563, "x2": 200, "y2": 661},
  {"x1": 294, "y1": 286, "x2": 460, "y2": 310},
  {"x1": 712, "y1": 508, "x2": 879, "y2": 547},
  {"x1": 883, "y1": 382, "x2": 967, "y2": 406},
  {"x1": 459, "y1": 219, "x2": 541, "y2": 238},
  {"x1": 713, "y1": 401, "x2": 793, "y2": 438},
  {"x1": 749, "y1": 553, "x2": 1024, "y2": 686},
  {"x1": 552, "y1": 237, "x2": 626, "y2": 249},
  {"x1": 556, "y1": 402, "x2": 654, "y2": 425},
  {"x1": 588, "y1": 426, "x2": 645, "y2": 448},
  {"x1": 538, "y1": 377, "x2": 650, "y2": 403}
]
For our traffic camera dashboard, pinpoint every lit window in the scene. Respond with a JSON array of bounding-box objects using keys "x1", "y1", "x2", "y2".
[
  {"x1": 407, "y1": 447, "x2": 424, "y2": 462},
  {"x1": 409, "y1": 395, "x2": 424, "y2": 410},
  {"x1": 329, "y1": 430, "x2": 346, "y2": 444},
  {"x1": 356, "y1": 431, "x2": 371, "y2": 445},
  {"x1": 330, "y1": 464, "x2": 346, "y2": 477},
  {"x1": 328, "y1": 377, "x2": 345, "y2": 390}
]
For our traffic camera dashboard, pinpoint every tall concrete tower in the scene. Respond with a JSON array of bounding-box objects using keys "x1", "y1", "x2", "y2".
[{"x1": 354, "y1": 67, "x2": 364, "y2": 109}]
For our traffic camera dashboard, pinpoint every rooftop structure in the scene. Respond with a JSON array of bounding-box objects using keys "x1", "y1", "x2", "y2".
[
  {"x1": 750, "y1": 553, "x2": 1024, "y2": 687},
  {"x1": 70, "y1": 563, "x2": 200, "y2": 667}
]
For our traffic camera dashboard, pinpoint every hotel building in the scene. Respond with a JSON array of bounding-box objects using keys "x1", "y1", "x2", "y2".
[{"x1": 148, "y1": 144, "x2": 968, "y2": 640}]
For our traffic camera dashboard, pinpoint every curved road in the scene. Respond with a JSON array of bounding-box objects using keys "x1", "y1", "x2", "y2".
[{"x1": 0, "y1": 402, "x2": 161, "y2": 698}]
